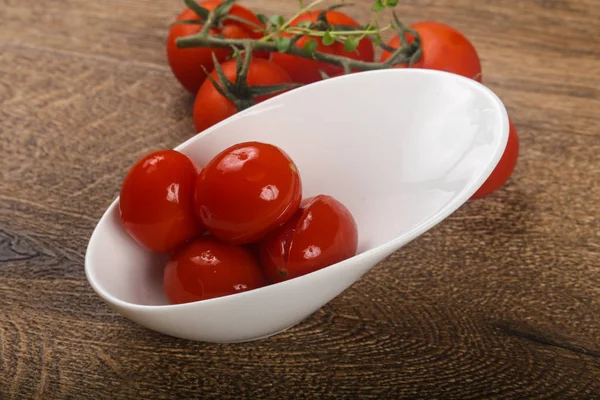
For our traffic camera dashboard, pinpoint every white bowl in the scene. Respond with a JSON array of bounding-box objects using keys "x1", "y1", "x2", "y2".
[{"x1": 85, "y1": 69, "x2": 509, "y2": 343}]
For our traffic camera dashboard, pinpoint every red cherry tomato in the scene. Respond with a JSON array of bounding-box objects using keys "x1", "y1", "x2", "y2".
[
  {"x1": 167, "y1": 1, "x2": 264, "y2": 94},
  {"x1": 193, "y1": 58, "x2": 293, "y2": 133},
  {"x1": 471, "y1": 119, "x2": 519, "y2": 198},
  {"x1": 164, "y1": 237, "x2": 267, "y2": 304},
  {"x1": 119, "y1": 150, "x2": 202, "y2": 254},
  {"x1": 380, "y1": 21, "x2": 482, "y2": 82},
  {"x1": 195, "y1": 142, "x2": 302, "y2": 245},
  {"x1": 260, "y1": 195, "x2": 358, "y2": 283},
  {"x1": 271, "y1": 10, "x2": 375, "y2": 84}
]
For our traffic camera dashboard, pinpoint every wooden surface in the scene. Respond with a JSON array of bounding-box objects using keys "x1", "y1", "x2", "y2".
[{"x1": 1, "y1": 0, "x2": 599, "y2": 398}]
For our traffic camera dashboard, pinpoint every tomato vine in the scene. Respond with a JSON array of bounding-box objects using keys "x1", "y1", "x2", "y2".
[{"x1": 174, "y1": 0, "x2": 422, "y2": 73}]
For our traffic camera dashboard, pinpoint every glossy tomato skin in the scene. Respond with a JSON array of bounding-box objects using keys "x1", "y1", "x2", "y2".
[
  {"x1": 260, "y1": 195, "x2": 358, "y2": 283},
  {"x1": 193, "y1": 58, "x2": 293, "y2": 133},
  {"x1": 380, "y1": 21, "x2": 482, "y2": 82},
  {"x1": 167, "y1": 1, "x2": 264, "y2": 94},
  {"x1": 164, "y1": 237, "x2": 267, "y2": 304},
  {"x1": 119, "y1": 150, "x2": 202, "y2": 254},
  {"x1": 270, "y1": 10, "x2": 375, "y2": 84},
  {"x1": 194, "y1": 142, "x2": 302, "y2": 245},
  {"x1": 471, "y1": 119, "x2": 519, "y2": 198}
]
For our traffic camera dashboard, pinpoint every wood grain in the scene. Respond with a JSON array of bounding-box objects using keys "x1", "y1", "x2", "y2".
[{"x1": 1, "y1": 0, "x2": 599, "y2": 398}]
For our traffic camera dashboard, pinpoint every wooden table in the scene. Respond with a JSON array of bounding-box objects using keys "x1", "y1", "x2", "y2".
[{"x1": 1, "y1": 0, "x2": 599, "y2": 398}]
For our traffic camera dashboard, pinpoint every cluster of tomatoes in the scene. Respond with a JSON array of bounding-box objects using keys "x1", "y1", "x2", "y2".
[
  {"x1": 166, "y1": 1, "x2": 518, "y2": 199},
  {"x1": 119, "y1": 142, "x2": 358, "y2": 304}
]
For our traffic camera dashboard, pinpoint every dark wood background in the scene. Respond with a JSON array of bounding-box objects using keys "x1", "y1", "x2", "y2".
[{"x1": 1, "y1": 0, "x2": 599, "y2": 398}]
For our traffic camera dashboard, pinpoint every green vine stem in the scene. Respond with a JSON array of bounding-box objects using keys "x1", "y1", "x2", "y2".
[
  {"x1": 175, "y1": 0, "x2": 422, "y2": 72},
  {"x1": 179, "y1": 35, "x2": 392, "y2": 71}
]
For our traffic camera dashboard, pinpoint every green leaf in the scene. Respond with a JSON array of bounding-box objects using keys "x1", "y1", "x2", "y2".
[
  {"x1": 235, "y1": 44, "x2": 253, "y2": 93},
  {"x1": 374, "y1": 33, "x2": 382, "y2": 46},
  {"x1": 269, "y1": 15, "x2": 285, "y2": 27},
  {"x1": 371, "y1": 0, "x2": 385, "y2": 12},
  {"x1": 214, "y1": 0, "x2": 235, "y2": 18},
  {"x1": 184, "y1": 0, "x2": 209, "y2": 19},
  {"x1": 257, "y1": 13, "x2": 269, "y2": 25},
  {"x1": 276, "y1": 37, "x2": 292, "y2": 52},
  {"x1": 322, "y1": 31, "x2": 335, "y2": 46},
  {"x1": 210, "y1": 53, "x2": 236, "y2": 95},
  {"x1": 303, "y1": 39, "x2": 318, "y2": 55},
  {"x1": 344, "y1": 36, "x2": 360, "y2": 52},
  {"x1": 201, "y1": 66, "x2": 230, "y2": 101},
  {"x1": 385, "y1": 0, "x2": 399, "y2": 6},
  {"x1": 297, "y1": 20, "x2": 312, "y2": 28}
]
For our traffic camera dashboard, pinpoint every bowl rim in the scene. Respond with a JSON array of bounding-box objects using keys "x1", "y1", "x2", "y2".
[{"x1": 85, "y1": 68, "x2": 510, "y2": 312}]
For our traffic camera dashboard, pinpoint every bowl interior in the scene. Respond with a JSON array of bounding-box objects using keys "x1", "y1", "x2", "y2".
[{"x1": 86, "y1": 69, "x2": 508, "y2": 306}]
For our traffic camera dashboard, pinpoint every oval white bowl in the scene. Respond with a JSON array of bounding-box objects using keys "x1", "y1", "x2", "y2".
[{"x1": 85, "y1": 69, "x2": 509, "y2": 343}]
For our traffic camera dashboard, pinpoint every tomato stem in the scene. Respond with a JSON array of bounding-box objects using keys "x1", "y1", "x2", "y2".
[
  {"x1": 204, "y1": 55, "x2": 244, "y2": 107},
  {"x1": 184, "y1": 0, "x2": 209, "y2": 20},
  {"x1": 175, "y1": 0, "x2": 424, "y2": 75},
  {"x1": 383, "y1": 12, "x2": 423, "y2": 67},
  {"x1": 198, "y1": 6, "x2": 217, "y2": 36},
  {"x1": 178, "y1": 35, "x2": 390, "y2": 71},
  {"x1": 205, "y1": 47, "x2": 302, "y2": 113},
  {"x1": 234, "y1": 44, "x2": 252, "y2": 94},
  {"x1": 222, "y1": 14, "x2": 266, "y2": 32},
  {"x1": 285, "y1": 25, "x2": 392, "y2": 37}
]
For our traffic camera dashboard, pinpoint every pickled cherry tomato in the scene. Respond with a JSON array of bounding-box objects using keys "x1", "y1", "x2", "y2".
[
  {"x1": 194, "y1": 142, "x2": 302, "y2": 245},
  {"x1": 260, "y1": 195, "x2": 358, "y2": 283},
  {"x1": 164, "y1": 237, "x2": 267, "y2": 304},
  {"x1": 119, "y1": 150, "x2": 202, "y2": 254},
  {"x1": 471, "y1": 119, "x2": 519, "y2": 198}
]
